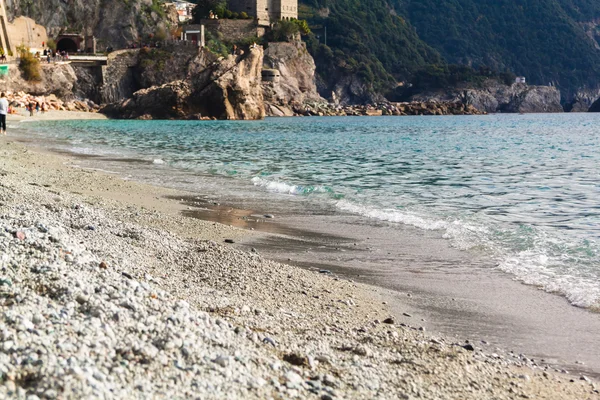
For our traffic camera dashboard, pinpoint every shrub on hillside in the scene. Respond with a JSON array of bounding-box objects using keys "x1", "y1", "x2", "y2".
[
  {"x1": 18, "y1": 47, "x2": 41, "y2": 82},
  {"x1": 270, "y1": 20, "x2": 311, "y2": 42}
]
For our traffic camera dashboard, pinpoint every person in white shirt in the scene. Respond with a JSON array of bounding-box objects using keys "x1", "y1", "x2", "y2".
[{"x1": 0, "y1": 92, "x2": 8, "y2": 135}]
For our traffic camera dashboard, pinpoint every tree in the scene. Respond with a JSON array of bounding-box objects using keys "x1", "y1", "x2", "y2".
[
  {"x1": 46, "y1": 39, "x2": 57, "y2": 51},
  {"x1": 192, "y1": 0, "x2": 227, "y2": 22}
]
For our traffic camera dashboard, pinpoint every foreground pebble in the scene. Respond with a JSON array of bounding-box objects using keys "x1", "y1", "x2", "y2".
[{"x1": 0, "y1": 140, "x2": 598, "y2": 399}]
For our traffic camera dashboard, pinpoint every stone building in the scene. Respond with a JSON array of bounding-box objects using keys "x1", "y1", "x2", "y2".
[{"x1": 228, "y1": 0, "x2": 298, "y2": 26}]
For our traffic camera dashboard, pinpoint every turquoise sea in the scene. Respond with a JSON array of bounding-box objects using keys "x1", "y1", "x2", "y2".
[{"x1": 17, "y1": 114, "x2": 600, "y2": 309}]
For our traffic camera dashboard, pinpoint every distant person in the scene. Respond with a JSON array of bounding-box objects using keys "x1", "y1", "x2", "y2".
[
  {"x1": 0, "y1": 92, "x2": 8, "y2": 135},
  {"x1": 29, "y1": 102, "x2": 35, "y2": 117},
  {"x1": 36, "y1": 102, "x2": 40, "y2": 113}
]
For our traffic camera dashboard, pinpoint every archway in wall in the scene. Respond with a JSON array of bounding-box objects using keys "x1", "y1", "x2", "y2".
[{"x1": 56, "y1": 38, "x2": 78, "y2": 53}]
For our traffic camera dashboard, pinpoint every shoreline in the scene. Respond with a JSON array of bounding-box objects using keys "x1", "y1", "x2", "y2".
[{"x1": 1, "y1": 118, "x2": 599, "y2": 398}]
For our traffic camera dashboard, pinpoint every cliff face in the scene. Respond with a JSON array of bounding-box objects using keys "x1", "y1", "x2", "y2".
[
  {"x1": 412, "y1": 82, "x2": 564, "y2": 113},
  {"x1": 262, "y1": 41, "x2": 324, "y2": 116},
  {"x1": 588, "y1": 97, "x2": 600, "y2": 112},
  {"x1": 5, "y1": 0, "x2": 176, "y2": 49},
  {"x1": 564, "y1": 88, "x2": 600, "y2": 112},
  {"x1": 0, "y1": 63, "x2": 78, "y2": 99},
  {"x1": 103, "y1": 47, "x2": 266, "y2": 120}
]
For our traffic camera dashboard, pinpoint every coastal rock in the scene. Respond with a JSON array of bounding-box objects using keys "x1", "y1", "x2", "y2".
[
  {"x1": 412, "y1": 81, "x2": 563, "y2": 113},
  {"x1": 102, "y1": 81, "x2": 191, "y2": 120},
  {"x1": 0, "y1": 63, "x2": 78, "y2": 99},
  {"x1": 262, "y1": 40, "x2": 324, "y2": 116},
  {"x1": 102, "y1": 47, "x2": 266, "y2": 120},
  {"x1": 564, "y1": 88, "x2": 600, "y2": 112},
  {"x1": 188, "y1": 47, "x2": 265, "y2": 120},
  {"x1": 588, "y1": 96, "x2": 600, "y2": 112}
]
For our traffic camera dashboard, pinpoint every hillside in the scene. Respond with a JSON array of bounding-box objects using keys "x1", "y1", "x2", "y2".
[
  {"x1": 301, "y1": 0, "x2": 600, "y2": 101},
  {"x1": 392, "y1": 0, "x2": 600, "y2": 98},
  {"x1": 300, "y1": 0, "x2": 442, "y2": 103}
]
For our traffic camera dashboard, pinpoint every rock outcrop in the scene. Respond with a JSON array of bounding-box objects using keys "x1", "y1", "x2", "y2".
[
  {"x1": 103, "y1": 47, "x2": 265, "y2": 120},
  {"x1": 588, "y1": 97, "x2": 600, "y2": 112},
  {"x1": 296, "y1": 101, "x2": 483, "y2": 117},
  {"x1": 565, "y1": 88, "x2": 600, "y2": 112},
  {"x1": 0, "y1": 63, "x2": 79, "y2": 99},
  {"x1": 262, "y1": 41, "x2": 324, "y2": 116},
  {"x1": 412, "y1": 81, "x2": 563, "y2": 113}
]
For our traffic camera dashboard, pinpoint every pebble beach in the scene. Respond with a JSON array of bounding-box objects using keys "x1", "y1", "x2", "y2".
[{"x1": 1, "y1": 126, "x2": 599, "y2": 399}]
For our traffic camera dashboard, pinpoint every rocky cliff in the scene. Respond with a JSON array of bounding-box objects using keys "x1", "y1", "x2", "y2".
[
  {"x1": 588, "y1": 97, "x2": 600, "y2": 112},
  {"x1": 412, "y1": 81, "x2": 563, "y2": 113},
  {"x1": 0, "y1": 63, "x2": 79, "y2": 99},
  {"x1": 103, "y1": 47, "x2": 265, "y2": 120},
  {"x1": 5, "y1": 0, "x2": 177, "y2": 49},
  {"x1": 262, "y1": 41, "x2": 324, "y2": 116},
  {"x1": 564, "y1": 88, "x2": 600, "y2": 112}
]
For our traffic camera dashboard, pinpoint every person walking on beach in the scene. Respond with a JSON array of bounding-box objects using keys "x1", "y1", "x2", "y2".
[{"x1": 0, "y1": 93, "x2": 9, "y2": 135}]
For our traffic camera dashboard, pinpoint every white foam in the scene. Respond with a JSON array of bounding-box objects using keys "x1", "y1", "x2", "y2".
[
  {"x1": 251, "y1": 177, "x2": 300, "y2": 195},
  {"x1": 335, "y1": 199, "x2": 600, "y2": 309},
  {"x1": 153, "y1": 159, "x2": 165, "y2": 165},
  {"x1": 336, "y1": 200, "x2": 451, "y2": 231},
  {"x1": 498, "y1": 251, "x2": 600, "y2": 308}
]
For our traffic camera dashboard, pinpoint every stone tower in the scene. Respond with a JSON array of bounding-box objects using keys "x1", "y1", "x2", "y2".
[{"x1": 228, "y1": 0, "x2": 298, "y2": 26}]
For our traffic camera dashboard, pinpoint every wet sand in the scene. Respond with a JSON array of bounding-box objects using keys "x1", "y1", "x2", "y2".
[{"x1": 173, "y1": 196, "x2": 600, "y2": 379}]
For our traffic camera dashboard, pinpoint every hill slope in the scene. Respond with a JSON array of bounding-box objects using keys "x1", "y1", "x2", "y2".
[
  {"x1": 300, "y1": 0, "x2": 442, "y2": 103},
  {"x1": 392, "y1": 0, "x2": 600, "y2": 98},
  {"x1": 301, "y1": 0, "x2": 600, "y2": 101}
]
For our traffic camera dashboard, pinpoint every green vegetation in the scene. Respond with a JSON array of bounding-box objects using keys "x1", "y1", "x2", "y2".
[
  {"x1": 144, "y1": 0, "x2": 166, "y2": 18},
  {"x1": 392, "y1": 64, "x2": 516, "y2": 99},
  {"x1": 139, "y1": 48, "x2": 172, "y2": 71},
  {"x1": 298, "y1": 0, "x2": 600, "y2": 99},
  {"x1": 300, "y1": 0, "x2": 442, "y2": 97},
  {"x1": 269, "y1": 20, "x2": 311, "y2": 42},
  {"x1": 46, "y1": 39, "x2": 57, "y2": 51},
  {"x1": 192, "y1": 0, "x2": 226, "y2": 20},
  {"x1": 390, "y1": 0, "x2": 600, "y2": 97},
  {"x1": 17, "y1": 46, "x2": 41, "y2": 82}
]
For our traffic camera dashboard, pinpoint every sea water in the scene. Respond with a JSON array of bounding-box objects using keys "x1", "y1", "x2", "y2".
[{"x1": 16, "y1": 114, "x2": 600, "y2": 309}]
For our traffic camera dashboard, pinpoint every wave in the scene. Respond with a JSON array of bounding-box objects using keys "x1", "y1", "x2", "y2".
[
  {"x1": 250, "y1": 177, "x2": 334, "y2": 196},
  {"x1": 335, "y1": 199, "x2": 600, "y2": 309}
]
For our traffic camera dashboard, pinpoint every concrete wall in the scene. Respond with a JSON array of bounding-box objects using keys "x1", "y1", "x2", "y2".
[
  {"x1": 5, "y1": 16, "x2": 48, "y2": 53},
  {"x1": 100, "y1": 49, "x2": 140, "y2": 104}
]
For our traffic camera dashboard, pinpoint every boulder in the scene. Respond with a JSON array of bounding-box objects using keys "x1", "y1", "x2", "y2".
[
  {"x1": 103, "y1": 47, "x2": 266, "y2": 120},
  {"x1": 262, "y1": 40, "x2": 324, "y2": 116}
]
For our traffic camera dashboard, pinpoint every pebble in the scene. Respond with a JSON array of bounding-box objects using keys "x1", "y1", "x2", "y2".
[
  {"x1": 213, "y1": 355, "x2": 230, "y2": 368},
  {"x1": 285, "y1": 371, "x2": 304, "y2": 388},
  {"x1": 0, "y1": 146, "x2": 593, "y2": 400}
]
